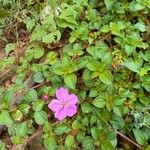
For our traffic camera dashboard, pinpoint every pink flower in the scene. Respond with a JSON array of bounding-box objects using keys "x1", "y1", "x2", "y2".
[{"x1": 48, "y1": 87, "x2": 78, "y2": 121}]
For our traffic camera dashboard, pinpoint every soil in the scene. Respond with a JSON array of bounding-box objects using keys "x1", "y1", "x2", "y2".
[{"x1": 0, "y1": 22, "x2": 29, "y2": 86}]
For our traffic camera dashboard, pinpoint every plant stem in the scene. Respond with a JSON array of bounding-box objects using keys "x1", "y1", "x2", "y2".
[
  {"x1": 116, "y1": 130, "x2": 143, "y2": 150},
  {"x1": 11, "y1": 121, "x2": 60, "y2": 150}
]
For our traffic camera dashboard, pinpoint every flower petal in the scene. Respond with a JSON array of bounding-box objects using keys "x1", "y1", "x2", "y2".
[
  {"x1": 48, "y1": 99, "x2": 62, "y2": 112},
  {"x1": 56, "y1": 87, "x2": 69, "y2": 101},
  {"x1": 54, "y1": 108, "x2": 67, "y2": 121},
  {"x1": 67, "y1": 94, "x2": 78, "y2": 105},
  {"x1": 66, "y1": 105, "x2": 77, "y2": 117}
]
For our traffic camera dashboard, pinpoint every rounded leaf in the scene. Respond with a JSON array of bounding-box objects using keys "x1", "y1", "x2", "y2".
[
  {"x1": 44, "y1": 136, "x2": 56, "y2": 150},
  {"x1": 34, "y1": 111, "x2": 48, "y2": 125},
  {"x1": 65, "y1": 135, "x2": 74, "y2": 147},
  {"x1": 64, "y1": 73, "x2": 77, "y2": 89},
  {"x1": 99, "y1": 70, "x2": 113, "y2": 85},
  {"x1": 33, "y1": 72, "x2": 44, "y2": 83},
  {"x1": 92, "y1": 97, "x2": 106, "y2": 108}
]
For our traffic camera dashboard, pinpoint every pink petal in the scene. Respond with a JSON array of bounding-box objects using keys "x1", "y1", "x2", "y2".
[
  {"x1": 67, "y1": 94, "x2": 78, "y2": 105},
  {"x1": 48, "y1": 99, "x2": 62, "y2": 112},
  {"x1": 56, "y1": 87, "x2": 69, "y2": 101},
  {"x1": 54, "y1": 108, "x2": 67, "y2": 121},
  {"x1": 65, "y1": 105, "x2": 77, "y2": 117}
]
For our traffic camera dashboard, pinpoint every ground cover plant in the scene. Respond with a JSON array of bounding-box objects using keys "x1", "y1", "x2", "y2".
[{"x1": 0, "y1": 0, "x2": 150, "y2": 149}]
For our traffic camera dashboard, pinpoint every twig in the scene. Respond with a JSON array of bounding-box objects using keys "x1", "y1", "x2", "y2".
[
  {"x1": 145, "y1": 17, "x2": 149, "y2": 25},
  {"x1": 145, "y1": 16, "x2": 150, "y2": 32},
  {"x1": 26, "y1": 129, "x2": 43, "y2": 144},
  {"x1": 0, "y1": 68, "x2": 16, "y2": 85},
  {"x1": 51, "y1": 121, "x2": 59, "y2": 127},
  {"x1": 11, "y1": 129, "x2": 43, "y2": 150},
  {"x1": 25, "y1": 121, "x2": 59, "y2": 144},
  {"x1": 14, "y1": 74, "x2": 34, "y2": 105},
  {"x1": 32, "y1": 81, "x2": 47, "y2": 89},
  {"x1": 11, "y1": 121, "x2": 60, "y2": 150},
  {"x1": 15, "y1": 23, "x2": 19, "y2": 64},
  {"x1": 0, "y1": 76, "x2": 47, "y2": 133},
  {"x1": 116, "y1": 130, "x2": 143, "y2": 150}
]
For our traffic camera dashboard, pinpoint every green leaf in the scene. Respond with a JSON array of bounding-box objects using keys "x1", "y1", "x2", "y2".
[
  {"x1": 0, "y1": 140, "x2": 5, "y2": 150},
  {"x1": 54, "y1": 124, "x2": 68, "y2": 135},
  {"x1": 51, "y1": 62, "x2": 64, "y2": 75},
  {"x1": 0, "y1": 7, "x2": 8, "y2": 18},
  {"x1": 43, "y1": 121, "x2": 50, "y2": 133},
  {"x1": 4, "y1": 89, "x2": 14, "y2": 104},
  {"x1": 113, "y1": 97, "x2": 125, "y2": 105},
  {"x1": 27, "y1": 45, "x2": 45, "y2": 59},
  {"x1": 0, "y1": 111, "x2": 13, "y2": 126},
  {"x1": 32, "y1": 100, "x2": 45, "y2": 111},
  {"x1": 24, "y1": 89, "x2": 38, "y2": 102},
  {"x1": 89, "y1": 89, "x2": 98, "y2": 97},
  {"x1": 100, "y1": 25, "x2": 110, "y2": 33},
  {"x1": 82, "y1": 117, "x2": 89, "y2": 126},
  {"x1": 5, "y1": 43, "x2": 16, "y2": 54},
  {"x1": 99, "y1": 70, "x2": 113, "y2": 85},
  {"x1": 91, "y1": 127, "x2": 100, "y2": 140},
  {"x1": 18, "y1": 104, "x2": 30, "y2": 115},
  {"x1": 42, "y1": 30, "x2": 61, "y2": 43},
  {"x1": 122, "y1": 60, "x2": 139, "y2": 72},
  {"x1": 134, "y1": 22, "x2": 146, "y2": 32},
  {"x1": 48, "y1": 0, "x2": 57, "y2": 9},
  {"x1": 34, "y1": 111, "x2": 48, "y2": 125},
  {"x1": 81, "y1": 102, "x2": 93, "y2": 113},
  {"x1": 133, "y1": 129, "x2": 147, "y2": 145},
  {"x1": 90, "y1": 115, "x2": 98, "y2": 125},
  {"x1": 129, "y1": 1, "x2": 144, "y2": 11},
  {"x1": 92, "y1": 97, "x2": 106, "y2": 108},
  {"x1": 64, "y1": 73, "x2": 77, "y2": 89},
  {"x1": 83, "y1": 69, "x2": 94, "y2": 87},
  {"x1": 24, "y1": 17, "x2": 35, "y2": 31},
  {"x1": 33, "y1": 47, "x2": 44, "y2": 59},
  {"x1": 110, "y1": 22, "x2": 125, "y2": 37},
  {"x1": 11, "y1": 136, "x2": 23, "y2": 145},
  {"x1": 33, "y1": 72, "x2": 44, "y2": 83},
  {"x1": 106, "y1": 99, "x2": 113, "y2": 112},
  {"x1": 44, "y1": 136, "x2": 56, "y2": 150},
  {"x1": 16, "y1": 121, "x2": 27, "y2": 137},
  {"x1": 124, "y1": 45, "x2": 135, "y2": 56},
  {"x1": 101, "y1": 140, "x2": 114, "y2": 150},
  {"x1": 42, "y1": 34, "x2": 55, "y2": 43},
  {"x1": 46, "y1": 51, "x2": 58, "y2": 65},
  {"x1": 126, "y1": 33, "x2": 148, "y2": 49},
  {"x1": 104, "y1": 0, "x2": 115, "y2": 10},
  {"x1": 31, "y1": 25, "x2": 47, "y2": 41},
  {"x1": 56, "y1": 5, "x2": 78, "y2": 30},
  {"x1": 110, "y1": 115, "x2": 125, "y2": 129},
  {"x1": 113, "y1": 106, "x2": 123, "y2": 117},
  {"x1": 146, "y1": 145, "x2": 150, "y2": 150},
  {"x1": 65, "y1": 135, "x2": 74, "y2": 147},
  {"x1": 72, "y1": 120, "x2": 84, "y2": 130},
  {"x1": 12, "y1": 110, "x2": 23, "y2": 121},
  {"x1": 77, "y1": 132, "x2": 85, "y2": 143},
  {"x1": 101, "y1": 52, "x2": 112, "y2": 65},
  {"x1": 82, "y1": 136, "x2": 95, "y2": 150},
  {"x1": 86, "y1": 41, "x2": 109, "y2": 59},
  {"x1": 86, "y1": 61, "x2": 99, "y2": 71},
  {"x1": 85, "y1": 8, "x2": 97, "y2": 21},
  {"x1": 76, "y1": 56, "x2": 88, "y2": 69}
]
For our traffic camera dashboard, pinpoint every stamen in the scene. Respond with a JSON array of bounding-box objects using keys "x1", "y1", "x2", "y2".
[{"x1": 62, "y1": 101, "x2": 67, "y2": 107}]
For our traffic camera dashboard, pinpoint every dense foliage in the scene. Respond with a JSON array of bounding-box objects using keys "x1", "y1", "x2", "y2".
[{"x1": 0, "y1": 0, "x2": 150, "y2": 149}]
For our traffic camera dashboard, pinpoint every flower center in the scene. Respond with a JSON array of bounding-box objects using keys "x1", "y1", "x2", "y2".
[{"x1": 62, "y1": 101, "x2": 67, "y2": 108}]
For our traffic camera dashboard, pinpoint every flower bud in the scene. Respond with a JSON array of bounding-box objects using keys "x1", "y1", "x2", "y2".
[{"x1": 42, "y1": 94, "x2": 49, "y2": 101}]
